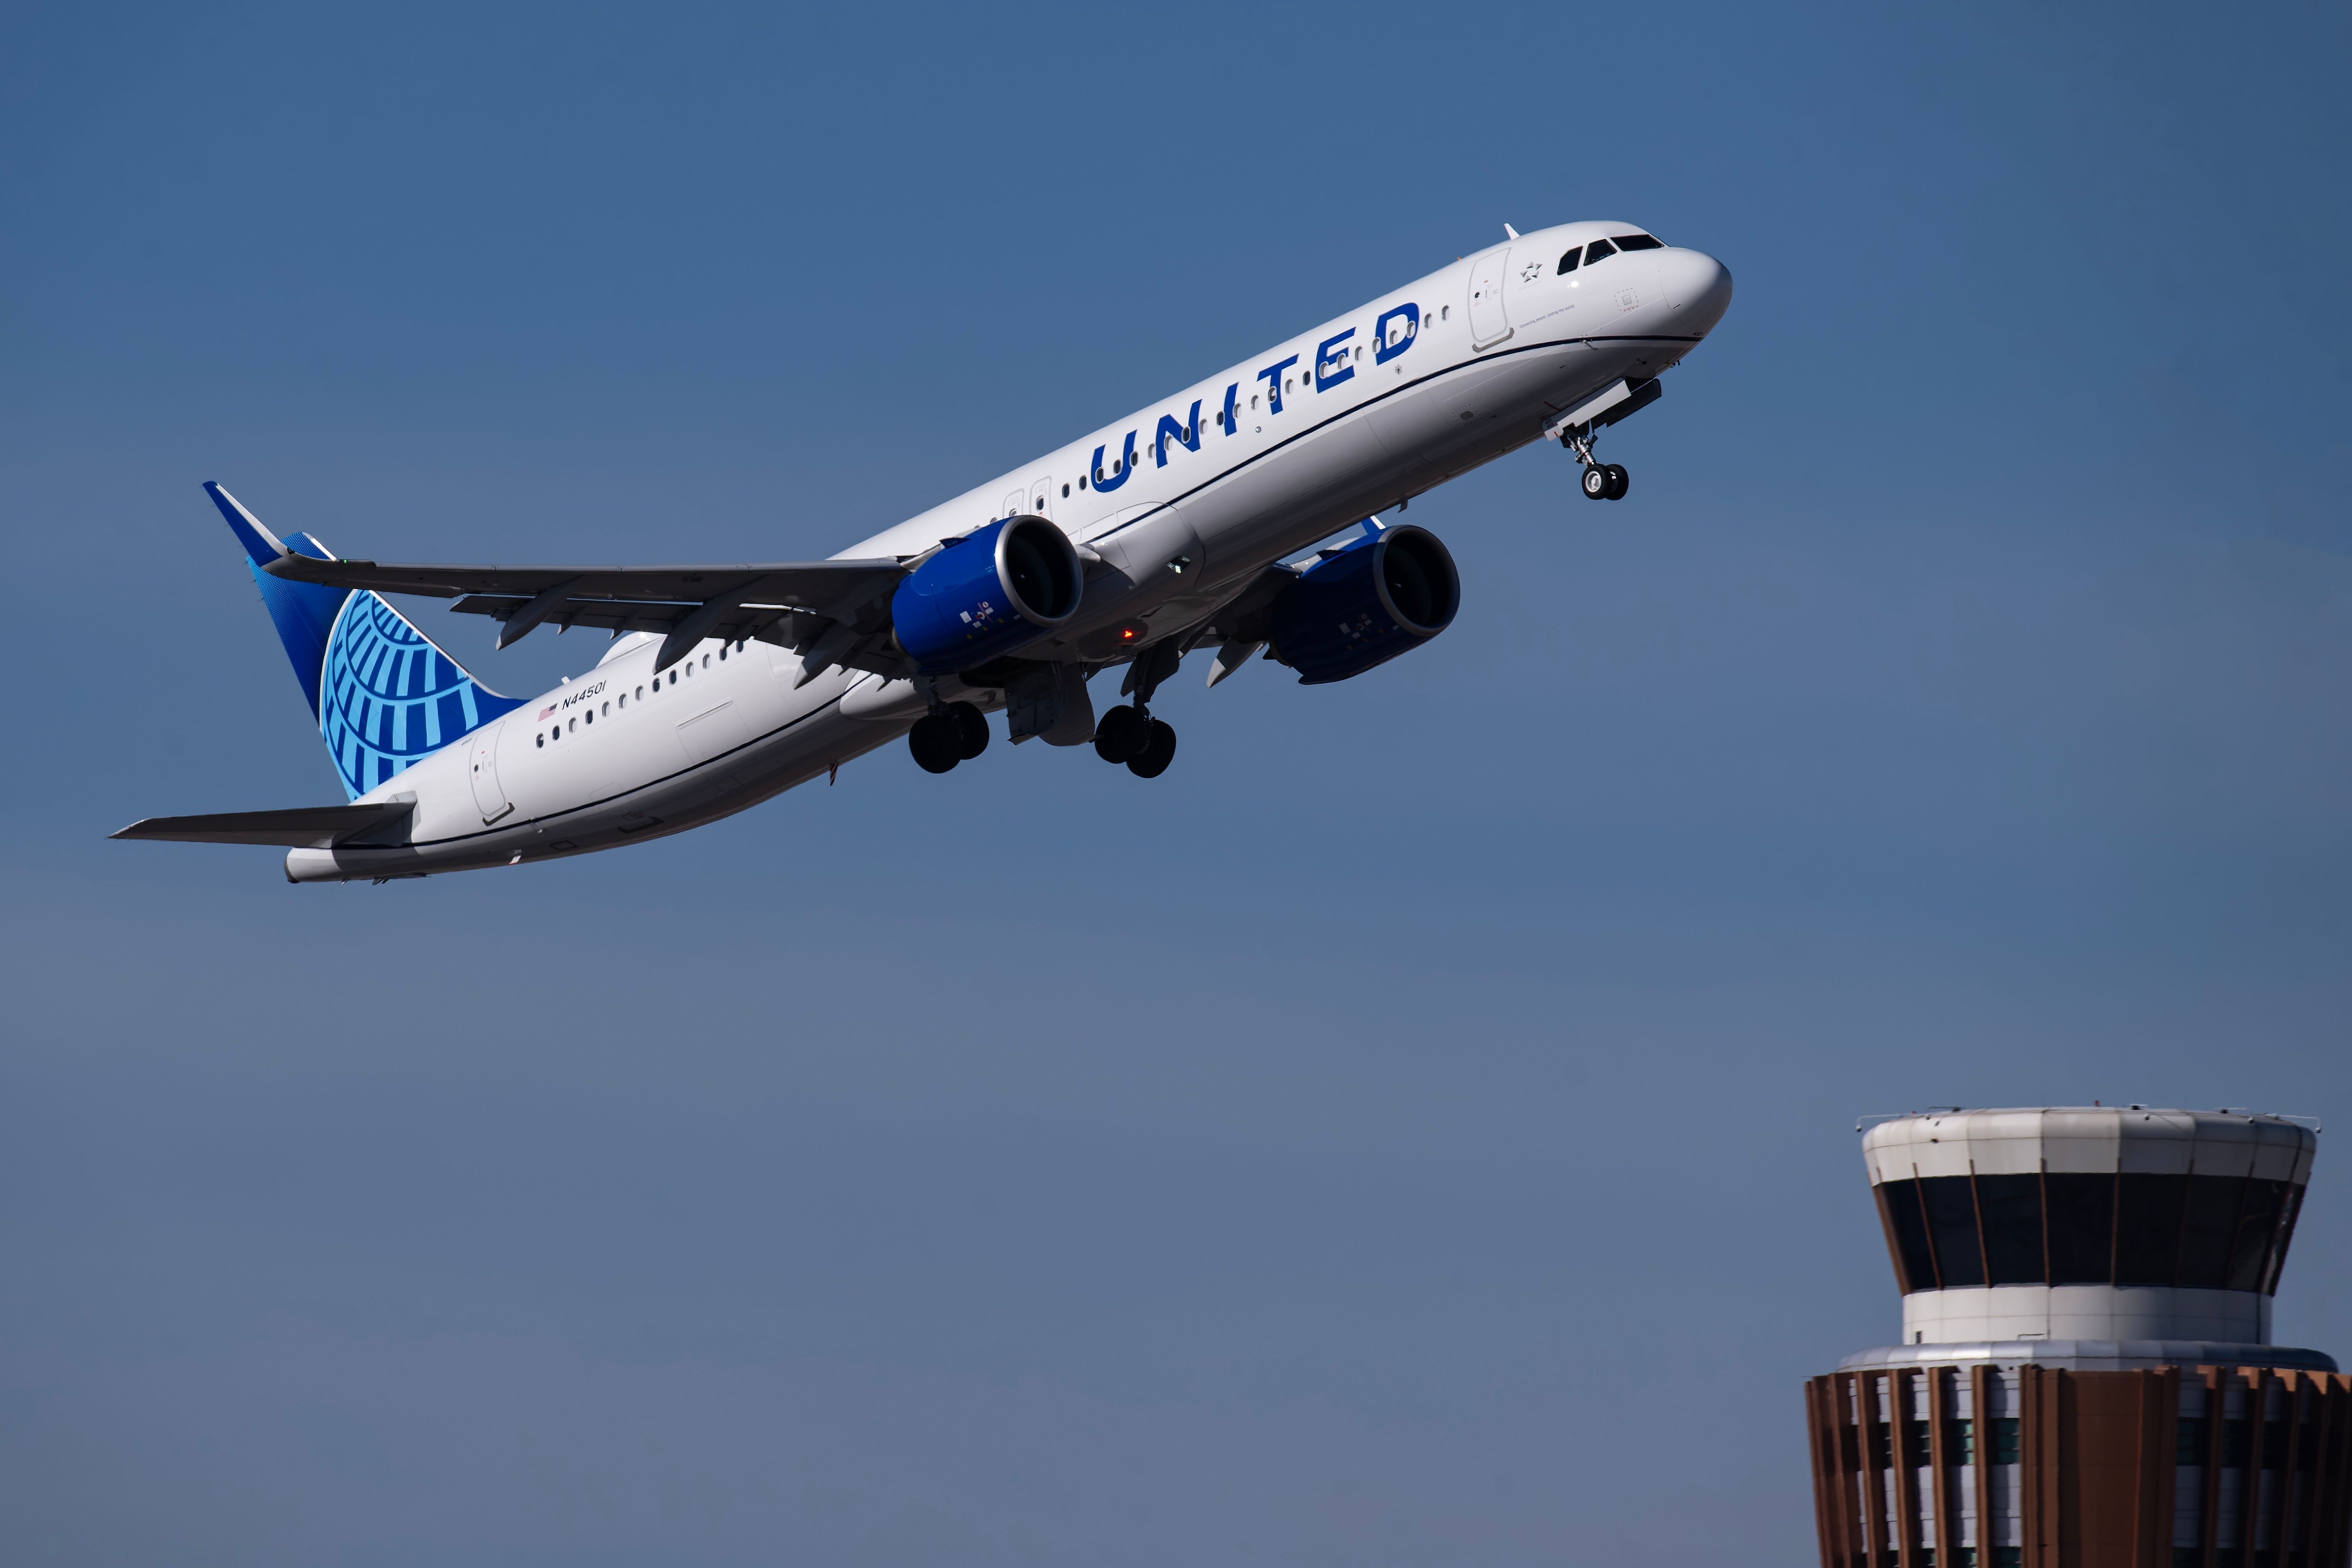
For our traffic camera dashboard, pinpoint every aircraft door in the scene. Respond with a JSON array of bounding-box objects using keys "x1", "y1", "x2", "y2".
[
  {"x1": 468, "y1": 719, "x2": 512, "y2": 822},
  {"x1": 1002, "y1": 488, "x2": 1026, "y2": 520},
  {"x1": 1467, "y1": 246, "x2": 1514, "y2": 348}
]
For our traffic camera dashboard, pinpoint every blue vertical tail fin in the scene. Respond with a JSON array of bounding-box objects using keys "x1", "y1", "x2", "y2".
[{"x1": 206, "y1": 483, "x2": 524, "y2": 800}]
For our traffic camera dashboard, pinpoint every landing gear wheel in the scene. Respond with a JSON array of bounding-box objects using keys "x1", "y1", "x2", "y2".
[
  {"x1": 948, "y1": 701, "x2": 989, "y2": 759},
  {"x1": 908, "y1": 713, "x2": 961, "y2": 774},
  {"x1": 1127, "y1": 719, "x2": 1177, "y2": 779},
  {"x1": 1604, "y1": 463, "x2": 1630, "y2": 500},
  {"x1": 1581, "y1": 465, "x2": 1612, "y2": 500},
  {"x1": 1093, "y1": 703, "x2": 1150, "y2": 764}
]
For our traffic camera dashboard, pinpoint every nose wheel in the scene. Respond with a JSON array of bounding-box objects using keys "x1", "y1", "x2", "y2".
[{"x1": 1564, "y1": 429, "x2": 1630, "y2": 501}]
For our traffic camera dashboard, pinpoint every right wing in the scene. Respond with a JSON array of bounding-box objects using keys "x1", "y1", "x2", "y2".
[{"x1": 111, "y1": 801, "x2": 415, "y2": 849}]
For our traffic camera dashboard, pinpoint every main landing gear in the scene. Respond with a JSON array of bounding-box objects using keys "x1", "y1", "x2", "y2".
[
  {"x1": 1093, "y1": 702, "x2": 1176, "y2": 778},
  {"x1": 908, "y1": 700, "x2": 989, "y2": 773},
  {"x1": 1095, "y1": 639, "x2": 1181, "y2": 778}
]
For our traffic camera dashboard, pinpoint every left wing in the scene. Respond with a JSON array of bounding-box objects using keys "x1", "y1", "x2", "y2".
[{"x1": 260, "y1": 553, "x2": 910, "y2": 674}]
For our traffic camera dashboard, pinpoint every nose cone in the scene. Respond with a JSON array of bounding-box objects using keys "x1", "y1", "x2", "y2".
[{"x1": 1664, "y1": 249, "x2": 1733, "y2": 336}]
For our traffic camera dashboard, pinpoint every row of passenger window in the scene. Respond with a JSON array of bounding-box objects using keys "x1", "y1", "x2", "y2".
[
  {"x1": 535, "y1": 641, "x2": 750, "y2": 748},
  {"x1": 1557, "y1": 232, "x2": 1663, "y2": 274}
]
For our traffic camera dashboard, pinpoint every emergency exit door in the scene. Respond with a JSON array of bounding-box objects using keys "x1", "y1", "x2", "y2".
[
  {"x1": 1466, "y1": 246, "x2": 1514, "y2": 348},
  {"x1": 468, "y1": 720, "x2": 512, "y2": 822}
]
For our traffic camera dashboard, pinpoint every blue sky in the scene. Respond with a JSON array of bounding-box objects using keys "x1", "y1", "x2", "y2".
[{"x1": 4, "y1": 3, "x2": 2349, "y2": 1563}]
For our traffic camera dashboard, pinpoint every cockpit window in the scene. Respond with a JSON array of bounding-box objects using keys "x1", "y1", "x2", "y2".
[
  {"x1": 1613, "y1": 233, "x2": 1663, "y2": 251},
  {"x1": 1557, "y1": 249, "x2": 1580, "y2": 274},
  {"x1": 1583, "y1": 238, "x2": 1618, "y2": 264}
]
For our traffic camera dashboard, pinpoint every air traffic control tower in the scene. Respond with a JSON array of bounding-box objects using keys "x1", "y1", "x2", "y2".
[{"x1": 1806, "y1": 1109, "x2": 2352, "y2": 1568}]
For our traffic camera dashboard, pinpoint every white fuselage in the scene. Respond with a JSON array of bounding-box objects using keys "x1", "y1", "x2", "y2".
[{"x1": 292, "y1": 223, "x2": 1732, "y2": 882}]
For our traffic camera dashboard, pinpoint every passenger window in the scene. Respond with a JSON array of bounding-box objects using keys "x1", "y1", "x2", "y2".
[
  {"x1": 568, "y1": 717, "x2": 576, "y2": 731},
  {"x1": 602, "y1": 701, "x2": 610, "y2": 716},
  {"x1": 702, "y1": 654, "x2": 710, "y2": 668},
  {"x1": 1061, "y1": 483, "x2": 1070, "y2": 496},
  {"x1": 536, "y1": 734, "x2": 544, "y2": 748},
  {"x1": 1557, "y1": 249, "x2": 1580, "y2": 274},
  {"x1": 1584, "y1": 239, "x2": 1617, "y2": 263},
  {"x1": 718, "y1": 646, "x2": 726, "y2": 661},
  {"x1": 585, "y1": 710, "x2": 592, "y2": 724},
  {"x1": 668, "y1": 671, "x2": 677, "y2": 686},
  {"x1": 1613, "y1": 234, "x2": 1663, "y2": 251}
]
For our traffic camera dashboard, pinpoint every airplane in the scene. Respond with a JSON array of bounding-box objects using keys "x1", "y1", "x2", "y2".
[{"x1": 115, "y1": 221, "x2": 1733, "y2": 883}]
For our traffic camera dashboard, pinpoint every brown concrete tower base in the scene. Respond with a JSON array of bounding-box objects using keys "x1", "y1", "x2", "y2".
[{"x1": 1807, "y1": 1364, "x2": 2352, "y2": 1568}]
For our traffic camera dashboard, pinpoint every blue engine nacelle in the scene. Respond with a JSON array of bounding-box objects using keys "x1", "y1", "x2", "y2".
[
  {"x1": 891, "y1": 516, "x2": 1083, "y2": 675},
  {"x1": 1268, "y1": 524, "x2": 1460, "y2": 684}
]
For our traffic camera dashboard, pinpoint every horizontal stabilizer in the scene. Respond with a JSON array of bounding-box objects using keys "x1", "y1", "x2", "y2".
[{"x1": 111, "y1": 800, "x2": 414, "y2": 849}]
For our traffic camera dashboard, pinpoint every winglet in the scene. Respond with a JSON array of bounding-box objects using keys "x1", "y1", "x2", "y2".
[{"x1": 205, "y1": 481, "x2": 290, "y2": 567}]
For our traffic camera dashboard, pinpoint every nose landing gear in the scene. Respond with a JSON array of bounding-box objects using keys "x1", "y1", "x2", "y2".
[{"x1": 1564, "y1": 429, "x2": 1630, "y2": 501}]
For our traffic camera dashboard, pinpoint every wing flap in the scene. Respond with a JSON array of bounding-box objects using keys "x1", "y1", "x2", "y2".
[{"x1": 110, "y1": 801, "x2": 414, "y2": 849}]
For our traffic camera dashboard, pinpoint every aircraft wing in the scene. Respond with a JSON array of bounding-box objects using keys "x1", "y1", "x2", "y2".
[
  {"x1": 261, "y1": 554, "x2": 909, "y2": 671},
  {"x1": 111, "y1": 801, "x2": 414, "y2": 848}
]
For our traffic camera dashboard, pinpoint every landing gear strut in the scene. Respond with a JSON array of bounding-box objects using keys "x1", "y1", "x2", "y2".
[{"x1": 908, "y1": 699, "x2": 989, "y2": 774}]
